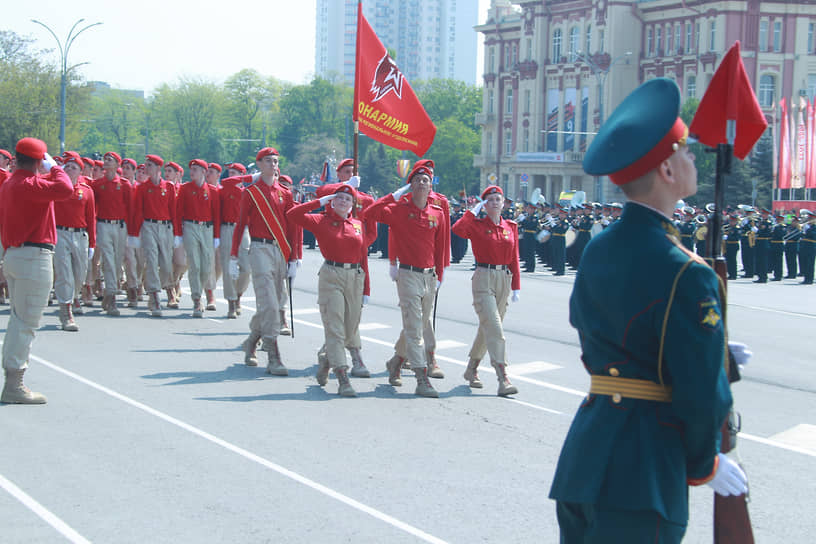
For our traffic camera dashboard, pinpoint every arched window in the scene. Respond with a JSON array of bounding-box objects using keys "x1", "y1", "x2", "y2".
[
  {"x1": 569, "y1": 27, "x2": 580, "y2": 61},
  {"x1": 552, "y1": 29, "x2": 562, "y2": 62},
  {"x1": 759, "y1": 74, "x2": 775, "y2": 107}
]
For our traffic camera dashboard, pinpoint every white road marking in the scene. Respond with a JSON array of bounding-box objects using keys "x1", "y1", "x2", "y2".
[
  {"x1": 206, "y1": 318, "x2": 224, "y2": 324},
  {"x1": 292, "y1": 308, "x2": 320, "y2": 316},
  {"x1": 30, "y1": 354, "x2": 449, "y2": 544},
  {"x1": 434, "y1": 339, "x2": 467, "y2": 350},
  {"x1": 0, "y1": 473, "x2": 91, "y2": 544},
  {"x1": 732, "y1": 304, "x2": 816, "y2": 320},
  {"x1": 768, "y1": 424, "x2": 816, "y2": 454},
  {"x1": 358, "y1": 323, "x2": 391, "y2": 331},
  {"x1": 506, "y1": 361, "x2": 563, "y2": 375},
  {"x1": 505, "y1": 398, "x2": 563, "y2": 415},
  {"x1": 739, "y1": 432, "x2": 816, "y2": 458}
]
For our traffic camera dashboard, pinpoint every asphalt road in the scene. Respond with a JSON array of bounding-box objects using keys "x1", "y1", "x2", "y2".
[{"x1": 1, "y1": 246, "x2": 814, "y2": 543}]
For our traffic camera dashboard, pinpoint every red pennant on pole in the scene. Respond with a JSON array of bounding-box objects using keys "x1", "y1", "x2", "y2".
[
  {"x1": 353, "y1": 1, "x2": 436, "y2": 157},
  {"x1": 809, "y1": 98, "x2": 816, "y2": 189},
  {"x1": 689, "y1": 41, "x2": 768, "y2": 160},
  {"x1": 778, "y1": 98, "x2": 791, "y2": 190}
]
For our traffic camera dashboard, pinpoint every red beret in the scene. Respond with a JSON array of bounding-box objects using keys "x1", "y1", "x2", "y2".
[
  {"x1": 166, "y1": 161, "x2": 182, "y2": 173},
  {"x1": 15, "y1": 137, "x2": 47, "y2": 160},
  {"x1": 333, "y1": 183, "x2": 357, "y2": 201},
  {"x1": 189, "y1": 159, "x2": 208, "y2": 170},
  {"x1": 122, "y1": 158, "x2": 137, "y2": 169},
  {"x1": 145, "y1": 154, "x2": 163, "y2": 166},
  {"x1": 406, "y1": 164, "x2": 433, "y2": 184},
  {"x1": 104, "y1": 151, "x2": 122, "y2": 165},
  {"x1": 256, "y1": 147, "x2": 279, "y2": 161},
  {"x1": 82, "y1": 157, "x2": 94, "y2": 167},
  {"x1": 137, "y1": 163, "x2": 146, "y2": 171},
  {"x1": 93, "y1": 160, "x2": 104, "y2": 168},
  {"x1": 336, "y1": 158, "x2": 354, "y2": 171},
  {"x1": 62, "y1": 151, "x2": 84, "y2": 170},
  {"x1": 54, "y1": 155, "x2": 64, "y2": 165},
  {"x1": 414, "y1": 159, "x2": 435, "y2": 171},
  {"x1": 480, "y1": 185, "x2": 503, "y2": 200},
  {"x1": 208, "y1": 162, "x2": 222, "y2": 173},
  {"x1": 228, "y1": 162, "x2": 247, "y2": 174},
  {"x1": 0, "y1": 149, "x2": 11, "y2": 161},
  {"x1": 279, "y1": 174, "x2": 293, "y2": 186}
]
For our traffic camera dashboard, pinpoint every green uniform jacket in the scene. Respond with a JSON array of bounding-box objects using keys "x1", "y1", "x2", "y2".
[{"x1": 549, "y1": 202, "x2": 732, "y2": 526}]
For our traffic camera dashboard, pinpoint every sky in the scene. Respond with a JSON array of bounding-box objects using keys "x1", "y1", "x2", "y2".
[{"x1": 5, "y1": 0, "x2": 491, "y2": 95}]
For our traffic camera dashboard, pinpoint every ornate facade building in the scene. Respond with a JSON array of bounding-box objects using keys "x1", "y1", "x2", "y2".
[{"x1": 474, "y1": 0, "x2": 816, "y2": 203}]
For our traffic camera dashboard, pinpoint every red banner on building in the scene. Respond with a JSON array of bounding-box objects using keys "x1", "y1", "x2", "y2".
[
  {"x1": 353, "y1": 2, "x2": 436, "y2": 157},
  {"x1": 778, "y1": 98, "x2": 791, "y2": 190},
  {"x1": 809, "y1": 98, "x2": 816, "y2": 189}
]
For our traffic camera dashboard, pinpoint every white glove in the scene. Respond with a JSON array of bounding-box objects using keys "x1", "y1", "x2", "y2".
[
  {"x1": 601, "y1": 218, "x2": 610, "y2": 226},
  {"x1": 740, "y1": 218, "x2": 749, "y2": 227},
  {"x1": 391, "y1": 184, "x2": 411, "y2": 200},
  {"x1": 728, "y1": 341, "x2": 752, "y2": 368},
  {"x1": 318, "y1": 194, "x2": 336, "y2": 206},
  {"x1": 751, "y1": 226, "x2": 758, "y2": 233},
  {"x1": 251, "y1": 172, "x2": 261, "y2": 182},
  {"x1": 470, "y1": 199, "x2": 485, "y2": 215},
  {"x1": 213, "y1": 238, "x2": 220, "y2": 249},
  {"x1": 362, "y1": 295, "x2": 369, "y2": 306},
  {"x1": 174, "y1": 236, "x2": 183, "y2": 248},
  {"x1": 511, "y1": 290, "x2": 520, "y2": 302},
  {"x1": 127, "y1": 236, "x2": 141, "y2": 248},
  {"x1": 41, "y1": 152, "x2": 56, "y2": 171},
  {"x1": 88, "y1": 247, "x2": 95, "y2": 260},
  {"x1": 346, "y1": 175, "x2": 360, "y2": 189},
  {"x1": 296, "y1": 259, "x2": 302, "y2": 267},
  {"x1": 436, "y1": 280, "x2": 442, "y2": 290},
  {"x1": 516, "y1": 213, "x2": 527, "y2": 222},
  {"x1": 287, "y1": 261, "x2": 298, "y2": 279},
  {"x1": 389, "y1": 263, "x2": 399, "y2": 281},
  {"x1": 707, "y1": 453, "x2": 748, "y2": 496},
  {"x1": 229, "y1": 257, "x2": 239, "y2": 279}
]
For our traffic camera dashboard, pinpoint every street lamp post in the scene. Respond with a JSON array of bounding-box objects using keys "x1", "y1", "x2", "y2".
[
  {"x1": 574, "y1": 50, "x2": 632, "y2": 202},
  {"x1": 31, "y1": 18, "x2": 102, "y2": 153}
]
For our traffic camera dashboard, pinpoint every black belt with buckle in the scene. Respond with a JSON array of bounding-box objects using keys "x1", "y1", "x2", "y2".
[
  {"x1": 325, "y1": 260, "x2": 361, "y2": 269},
  {"x1": 98, "y1": 218, "x2": 124, "y2": 225},
  {"x1": 57, "y1": 226, "x2": 85, "y2": 232},
  {"x1": 23, "y1": 242, "x2": 55, "y2": 251},
  {"x1": 145, "y1": 218, "x2": 171, "y2": 225},
  {"x1": 183, "y1": 220, "x2": 213, "y2": 226},
  {"x1": 222, "y1": 221, "x2": 236, "y2": 226},
  {"x1": 398, "y1": 264, "x2": 434, "y2": 274},
  {"x1": 251, "y1": 237, "x2": 277, "y2": 245},
  {"x1": 476, "y1": 262, "x2": 508, "y2": 270}
]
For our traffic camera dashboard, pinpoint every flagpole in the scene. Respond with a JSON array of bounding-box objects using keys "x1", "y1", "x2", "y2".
[{"x1": 353, "y1": 122, "x2": 359, "y2": 176}]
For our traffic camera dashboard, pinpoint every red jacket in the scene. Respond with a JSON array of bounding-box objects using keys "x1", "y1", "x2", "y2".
[{"x1": 54, "y1": 180, "x2": 97, "y2": 248}]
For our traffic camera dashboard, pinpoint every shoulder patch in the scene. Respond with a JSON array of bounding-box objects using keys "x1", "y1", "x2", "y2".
[{"x1": 699, "y1": 297, "x2": 722, "y2": 331}]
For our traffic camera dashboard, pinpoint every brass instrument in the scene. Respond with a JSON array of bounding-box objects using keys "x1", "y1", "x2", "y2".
[{"x1": 694, "y1": 215, "x2": 708, "y2": 241}]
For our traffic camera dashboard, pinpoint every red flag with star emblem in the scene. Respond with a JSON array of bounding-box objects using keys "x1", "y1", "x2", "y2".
[{"x1": 353, "y1": 1, "x2": 436, "y2": 157}]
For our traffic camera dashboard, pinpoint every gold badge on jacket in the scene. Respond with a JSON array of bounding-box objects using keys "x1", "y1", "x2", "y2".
[
  {"x1": 77, "y1": 189, "x2": 83, "y2": 200},
  {"x1": 428, "y1": 216, "x2": 437, "y2": 229},
  {"x1": 699, "y1": 298, "x2": 722, "y2": 330}
]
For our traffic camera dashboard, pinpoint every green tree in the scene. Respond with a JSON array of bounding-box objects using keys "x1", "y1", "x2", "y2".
[
  {"x1": 224, "y1": 69, "x2": 287, "y2": 164},
  {"x1": 423, "y1": 117, "x2": 480, "y2": 197},
  {"x1": 413, "y1": 79, "x2": 482, "y2": 123}
]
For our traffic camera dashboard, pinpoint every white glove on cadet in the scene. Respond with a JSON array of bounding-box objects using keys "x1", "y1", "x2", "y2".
[
  {"x1": 511, "y1": 290, "x2": 520, "y2": 302},
  {"x1": 391, "y1": 184, "x2": 411, "y2": 200},
  {"x1": 229, "y1": 257, "x2": 240, "y2": 279},
  {"x1": 173, "y1": 236, "x2": 183, "y2": 248},
  {"x1": 287, "y1": 261, "x2": 298, "y2": 279},
  {"x1": 728, "y1": 341, "x2": 752, "y2": 368},
  {"x1": 213, "y1": 238, "x2": 220, "y2": 249},
  {"x1": 318, "y1": 194, "x2": 336, "y2": 206},
  {"x1": 346, "y1": 175, "x2": 360, "y2": 189},
  {"x1": 362, "y1": 295, "x2": 369, "y2": 306},
  {"x1": 470, "y1": 199, "x2": 485, "y2": 216},
  {"x1": 707, "y1": 453, "x2": 748, "y2": 496},
  {"x1": 41, "y1": 152, "x2": 56, "y2": 171},
  {"x1": 127, "y1": 236, "x2": 141, "y2": 249},
  {"x1": 88, "y1": 247, "x2": 95, "y2": 260},
  {"x1": 389, "y1": 263, "x2": 399, "y2": 281},
  {"x1": 436, "y1": 279, "x2": 442, "y2": 290},
  {"x1": 251, "y1": 172, "x2": 261, "y2": 182}
]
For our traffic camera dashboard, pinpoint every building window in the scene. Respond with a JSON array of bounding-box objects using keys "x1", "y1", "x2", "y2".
[
  {"x1": 512, "y1": 43, "x2": 518, "y2": 66},
  {"x1": 667, "y1": 26, "x2": 673, "y2": 56},
  {"x1": 504, "y1": 44, "x2": 511, "y2": 70},
  {"x1": 709, "y1": 20, "x2": 716, "y2": 51},
  {"x1": 506, "y1": 89, "x2": 513, "y2": 114},
  {"x1": 526, "y1": 38, "x2": 533, "y2": 60},
  {"x1": 569, "y1": 27, "x2": 580, "y2": 62},
  {"x1": 675, "y1": 24, "x2": 682, "y2": 54},
  {"x1": 586, "y1": 24, "x2": 592, "y2": 54},
  {"x1": 489, "y1": 47, "x2": 496, "y2": 72},
  {"x1": 524, "y1": 128, "x2": 530, "y2": 152},
  {"x1": 505, "y1": 131, "x2": 513, "y2": 155},
  {"x1": 773, "y1": 20, "x2": 782, "y2": 52},
  {"x1": 809, "y1": 23, "x2": 814, "y2": 54},
  {"x1": 552, "y1": 29, "x2": 562, "y2": 62},
  {"x1": 488, "y1": 89, "x2": 494, "y2": 114},
  {"x1": 696, "y1": 22, "x2": 701, "y2": 53},
  {"x1": 524, "y1": 89, "x2": 531, "y2": 113},
  {"x1": 685, "y1": 22, "x2": 692, "y2": 54},
  {"x1": 656, "y1": 26, "x2": 663, "y2": 56},
  {"x1": 599, "y1": 29, "x2": 605, "y2": 53},
  {"x1": 808, "y1": 74, "x2": 816, "y2": 99},
  {"x1": 686, "y1": 75, "x2": 696, "y2": 99},
  {"x1": 759, "y1": 20, "x2": 768, "y2": 52},
  {"x1": 759, "y1": 74, "x2": 775, "y2": 107},
  {"x1": 647, "y1": 27, "x2": 653, "y2": 57}
]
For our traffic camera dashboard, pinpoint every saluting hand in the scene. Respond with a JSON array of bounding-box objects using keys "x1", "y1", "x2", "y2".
[
  {"x1": 346, "y1": 175, "x2": 360, "y2": 189},
  {"x1": 318, "y1": 194, "x2": 336, "y2": 206},
  {"x1": 391, "y1": 184, "x2": 411, "y2": 200},
  {"x1": 470, "y1": 199, "x2": 485, "y2": 216}
]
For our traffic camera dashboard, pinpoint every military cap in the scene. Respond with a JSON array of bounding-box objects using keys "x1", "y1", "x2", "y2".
[
  {"x1": 93, "y1": 160, "x2": 104, "y2": 168},
  {"x1": 407, "y1": 163, "x2": 432, "y2": 183},
  {"x1": 62, "y1": 151, "x2": 84, "y2": 169},
  {"x1": 137, "y1": 163, "x2": 146, "y2": 171},
  {"x1": 188, "y1": 159, "x2": 208, "y2": 170},
  {"x1": 104, "y1": 151, "x2": 122, "y2": 165},
  {"x1": 505, "y1": 196, "x2": 514, "y2": 203},
  {"x1": 279, "y1": 174, "x2": 293, "y2": 186},
  {"x1": 336, "y1": 158, "x2": 354, "y2": 171},
  {"x1": 611, "y1": 202, "x2": 623, "y2": 209},
  {"x1": 583, "y1": 78, "x2": 694, "y2": 185},
  {"x1": 760, "y1": 208, "x2": 771, "y2": 214},
  {"x1": 705, "y1": 203, "x2": 716, "y2": 214},
  {"x1": 122, "y1": 158, "x2": 138, "y2": 169},
  {"x1": 15, "y1": 137, "x2": 47, "y2": 160},
  {"x1": 333, "y1": 183, "x2": 357, "y2": 202},
  {"x1": 227, "y1": 162, "x2": 247, "y2": 174},
  {"x1": 255, "y1": 147, "x2": 279, "y2": 161},
  {"x1": 800, "y1": 209, "x2": 813, "y2": 217},
  {"x1": 414, "y1": 159, "x2": 434, "y2": 172},
  {"x1": 146, "y1": 154, "x2": 163, "y2": 166},
  {"x1": 166, "y1": 161, "x2": 182, "y2": 173},
  {"x1": 0, "y1": 149, "x2": 12, "y2": 161},
  {"x1": 481, "y1": 185, "x2": 503, "y2": 200},
  {"x1": 82, "y1": 157, "x2": 94, "y2": 167},
  {"x1": 53, "y1": 155, "x2": 64, "y2": 165},
  {"x1": 208, "y1": 162, "x2": 222, "y2": 173},
  {"x1": 682, "y1": 206, "x2": 695, "y2": 215}
]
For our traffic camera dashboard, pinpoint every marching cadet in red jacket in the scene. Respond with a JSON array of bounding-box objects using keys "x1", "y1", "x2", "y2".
[
  {"x1": 90, "y1": 151, "x2": 131, "y2": 316},
  {"x1": 287, "y1": 184, "x2": 378, "y2": 396},
  {"x1": 219, "y1": 163, "x2": 251, "y2": 318},
  {"x1": 362, "y1": 163, "x2": 446, "y2": 397},
  {"x1": 0, "y1": 138, "x2": 73, "y2": 404},
  {"x1": 203, "y1": 162, "x2": 223, "y2": 311},
  {"x1": 128, "y1": 154, "x2": 176, "y2": 317},
  {"x1": 53, "y1": 152, "x2": 97, "y2": 332},
  {"x1": 175, "y1": 159, "x2": 220, "y2": 317},
  {"x1": 121, "y1": 158, "x2": 145, "y2": 307},
  {"x1": 451, "y1": 185, "x2": 520, "y2": 396},
  {"x1": 227, "y1": 148, "x2": 302, "y2": 375}
]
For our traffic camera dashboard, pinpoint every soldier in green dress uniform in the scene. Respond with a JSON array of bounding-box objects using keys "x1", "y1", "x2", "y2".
[{"x1": 549, "y1": 78, "x2": 747, "y2": 543}]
